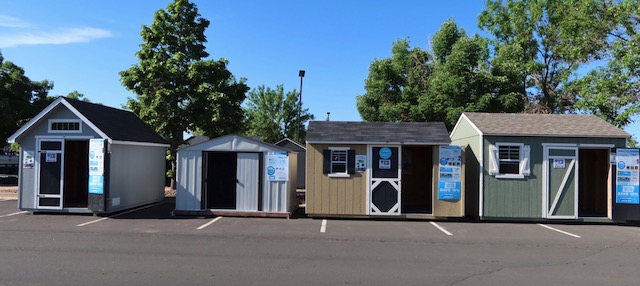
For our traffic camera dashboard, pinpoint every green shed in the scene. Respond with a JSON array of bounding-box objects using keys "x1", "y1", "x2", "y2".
[{"x1": 450, "y1": 112, "x2": 631, "y2": 221}]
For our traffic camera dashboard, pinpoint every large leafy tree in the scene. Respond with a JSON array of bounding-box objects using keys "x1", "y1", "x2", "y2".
[
  {"x1": 419, "y1": 20, "x2": 524, "y2": 128},
  {"x1": 478, "y1": 0, "x2": 619, "y2": 114},
  {"x1": 243, "y1": 85, "x2": 314, "y2": 143},
  {"x1": 120, "y1": 0, "x2": 248, "y2": 187},
  {"x1": 569, "y1": 0, "x2": 640, "y2": 127},
  {"x1": 0, "y1": 51, "x2": 53, "y2": 144},
  {"x1": 356, "y1": 39, "x2": 431, "y2": 122}
]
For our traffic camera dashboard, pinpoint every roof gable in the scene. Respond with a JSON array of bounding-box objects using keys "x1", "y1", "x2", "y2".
[
  {"x1": 462, "y1": 112, "x2": 630, "y2": 138},
  {"x1": 8, "y1": 97, "x2": 168, "y2": 145},
  {"x1": 274, "y1": 138, "x2": 306, "y2": 151},
  {"x1": 178, "y1": 134, "x2": 289, "y2": 153},
  {"x1": 306, "y1": 121, "x2": 451, "y2": 145}
]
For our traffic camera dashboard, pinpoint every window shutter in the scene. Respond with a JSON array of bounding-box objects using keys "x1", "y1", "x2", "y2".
[
  {"x1": 347, "y1": 150, "x2": 356, "y2": 174},
  {"x1": 322, "y1": 149, "x2": 331, "y2": 174},
  {"x1": 488, "y1": 144, "x2": 499, "y2": 175},
  {"x1": 520, "y1": 145, "x2": 531, "y2": 176}
]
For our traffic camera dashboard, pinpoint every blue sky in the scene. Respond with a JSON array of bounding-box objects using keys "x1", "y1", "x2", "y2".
[{"x1": 1, "y1": 0, "x2": 638, "y2": 137}]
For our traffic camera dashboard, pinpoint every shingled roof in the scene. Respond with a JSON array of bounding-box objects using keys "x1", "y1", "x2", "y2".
[
  {"x1": 8, "y1": 97, "x2": 169, "y2": 145},
  {"x1": 461, "y1": 112, "x2": 631, "y2": 138},
  {"x1": 306, "y1": 121, "x2": 451, "y2": 145}
]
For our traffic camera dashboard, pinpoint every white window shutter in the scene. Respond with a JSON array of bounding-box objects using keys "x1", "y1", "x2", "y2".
[
  {"x1": 520, "y1": 145, "x2": 531, "y2": 176},
  {"x1": 488, "y1": 144, "x2": 499, "y2": 175}
]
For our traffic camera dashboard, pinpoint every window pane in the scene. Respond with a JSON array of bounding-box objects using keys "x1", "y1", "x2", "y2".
[
  {"x1": 332, "y1": 163, "x2": 346, "y2": 173},
  {"x1": 499, "y1": 162, "x2": 520, "y2": 174}
]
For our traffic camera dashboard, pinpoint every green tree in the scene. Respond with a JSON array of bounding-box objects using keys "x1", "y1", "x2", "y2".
[
  {"x1": 0, "y1": 51, "x2": 53, "y2": 144},
  {"x1": 356, "y1": 39, "x2": 431, "y2": 122},
  {"x1": 419, "y1": 20, "x2": 524, "y2": 128},
  {"x1": 119, "y1": 0, "x2": 248, "y2": 188},
  {"x1": 243, "y1": 85, "x2": 314, "y2": 143},
  {"x1": 479, "y1": 0, "x2": 618, "y2": 114},
  {"x1": 66, "y1": 91, "x2": 91, "y2": 102},
  {"x1": 569, "y1": 0, "x2": 640, "y2": 127}
]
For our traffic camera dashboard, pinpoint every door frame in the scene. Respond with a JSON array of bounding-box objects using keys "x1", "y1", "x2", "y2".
[
  {"x1": 542, "y1": 143, "x2": 616, "y2": 219},
  {"x1": 367, "y1": 145, "x2": 402, "y2": 215},
  {"x1": 35, "y1": 138, "x2": 65, "y2": 210}
]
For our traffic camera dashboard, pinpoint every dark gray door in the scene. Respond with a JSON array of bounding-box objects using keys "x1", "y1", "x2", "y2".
[
  {"x1": 37, "y1": 139, "x2": 64, "y2": 209},
  {"x1": 370, "y1": 146, "x2": 401, "y2": 215}
]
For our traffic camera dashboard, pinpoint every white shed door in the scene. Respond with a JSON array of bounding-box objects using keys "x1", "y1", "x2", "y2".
[{"x1": 236, "y1": 153, "x2": 259, "y2": 211}]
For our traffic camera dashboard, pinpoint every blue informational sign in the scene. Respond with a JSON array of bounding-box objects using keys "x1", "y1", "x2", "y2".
[
  {"x1": 267, "y1": 152, "x2": 289, "y2": 181},
  {"x1": 616, "y1": 148, "x2": 639, "y2": 204},
  {"x1": 438, "y1": 146, "x2": 462, "y2": 201},
  {"x1": 88, "y1": 139, "x2": 105, "y2": 195},
  {"x1": 379, "y1": 147, "x2": 392, "y2": 159}
]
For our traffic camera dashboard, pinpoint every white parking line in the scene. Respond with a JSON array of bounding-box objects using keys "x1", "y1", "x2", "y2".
[
  {"x1": 538, "y1": 223, "x2": 581, "y2": 238},
  {"x1": 77, "y1": 202, "x2": 163, "y2": 227},
  {"x1": 430, "y1": 222, "x2": 453, "y2": 236},
  {"x1": 320, "y1": 219, "x2": 327, "y2": 233},
  {"x1": 0, "y1": 211, "x2": 27, "y2": 218},
  {"x1": 197, "y1": 217, "x2": 222, "y2": 230}
]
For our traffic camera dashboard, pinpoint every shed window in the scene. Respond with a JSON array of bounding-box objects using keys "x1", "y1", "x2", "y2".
[
  {"x1": 49, "y1": 120, "x2": 82, "y2": 133},
  {"x1": 323, "y1": 148, "x2": 356, "y2": 177},
  {"x1": 489, "y1": 143, "x2": 530, "y2": 179}
]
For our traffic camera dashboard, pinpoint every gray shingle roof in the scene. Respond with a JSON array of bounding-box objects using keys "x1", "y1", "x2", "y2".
[
  {"x1": 306, "y1": 121, "x2": 451, "y2": 144},
  {"x1": 463, "y1": 112, "x2": 631, "y2": 138}
]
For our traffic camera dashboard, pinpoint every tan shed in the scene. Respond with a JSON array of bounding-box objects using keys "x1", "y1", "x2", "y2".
[{"x1": 305, "y1": 121, "x2": 463, "y2": 219}]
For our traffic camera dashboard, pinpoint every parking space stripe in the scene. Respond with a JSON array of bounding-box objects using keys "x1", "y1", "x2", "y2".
[
  {"x1": 538, "y1": 223, "x2": 581, "y2": 238},
  {"x1": 0, "y1": 211, "x2": 27, "y2": 218},
  {"x1": 320, "y1": 219, "x2": 327, "y2": 233},
  {"x1": 430, "y1": 222, "x2": 453, "y2": 236},
  {"x1": 197, "y1": 217, "x2": 222, "y2": 230},
  {"x1": 77, "y1": 202, "x2": 164, "y2": 227}
]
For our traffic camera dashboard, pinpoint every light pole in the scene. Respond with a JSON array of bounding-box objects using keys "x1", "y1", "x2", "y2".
[{"x1": 297, "y1": 70, "x2": 305, "y2": 143}]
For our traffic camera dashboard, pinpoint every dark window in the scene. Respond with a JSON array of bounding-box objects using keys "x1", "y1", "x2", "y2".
[
  {"x1": 498, "y1": 145, "x2": 520, "y2": 174},
  {"x1": 50, "y1": 121, "x2": 81, "y2": 132}
]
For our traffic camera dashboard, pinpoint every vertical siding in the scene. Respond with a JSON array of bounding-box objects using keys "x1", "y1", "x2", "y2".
[
  {"x1": 482, "y1": 136, "x2": 625, "y2": 219},
  {"x1": 450, "y1": 121, "x2": 482, "y2": 218},
  {"x1": 236, "y1": 153, "x2": 259, "y2": 211},
  {"x1": 176, "y1": 150, "x2": 202, "y2": 210},
  {"x1": 108, "y1": 144, "x2": 166, "y2": 212},
  {"x1": 306, "y1": 144, "x2": 367, "y2": 216}
]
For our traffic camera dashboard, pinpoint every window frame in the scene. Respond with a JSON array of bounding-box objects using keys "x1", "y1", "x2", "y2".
[
  {"x1": 322, "y1": 147, "x2": 356, "y2": 178},
  {"x1": 48, "y1": 119, "x2": 82, "y2": 133},
  {"x1": 490, "y1": 142, "x2": 530, "y2": 179}
]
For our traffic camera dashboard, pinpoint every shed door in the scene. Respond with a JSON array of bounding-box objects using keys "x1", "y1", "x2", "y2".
[
  {"x1": 236, "y1": 153, "x2": 259, "y2": 211},
  {"x1": 545, "y1": 147, "x2": 577, "y2": 219},
  {"x1": 37, "y1": 139, "x2": 64, "y2": 210},
  {"x1": 369, "y1": 146, "x2": 401, "y2": 215}
]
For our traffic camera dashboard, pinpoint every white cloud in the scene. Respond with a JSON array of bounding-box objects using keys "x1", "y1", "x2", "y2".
[
  {"x1": 0, "y1": 27, "x2": 113, "y2": 48},
  {"x1": 0, "y1": 15, "x2": 32, "y2": 28}
]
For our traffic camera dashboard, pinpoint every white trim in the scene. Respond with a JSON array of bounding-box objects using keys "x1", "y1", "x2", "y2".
[
  {"x1": 308, "y1": 141, "x2": 450, "y2": 146},
  {"x1": 7, "y1": 98, "x2": 111, "y2": 143},
  {"x1": 328, "y1": 173, "x2": 350, "y2": 178},
  {"x1": 541, "y1": 143, "x2": 616, "y2": 148},
  {"x1": 495, "y1": 174, "x2": 525, "y2": 179},
  {"x1": 48, "y1": 119, "x2": 82, "y2": 133},
  {"x1": 36, "y1": 135, "x2": 94, "y2": 140},
  {"x1": 479, "y1": 136, "x2": 484, "y2": 218},
  {"x1": 451, "y1": 113, "x2": 484, "y2": 137},
  {"x1": 368, "y1": 145, "x2": 402, "y2": 216},
  {"x1": 111, "y1": 140, "x2": 170, "y2": 148},
  {"x1": 548, "y1": 159, "x2": 576, "y2": 216},
  {"x1": 35, "y1": 138, "x2": 65, "y2": 210},
  {"x1": 543, "y1": 145, "x2": 578, "y2": 219},
  {"x1": 328, "y1": 147, "x2": 350, "y2": 151},
  {"x1": 274, "y1": 138, "x2": 306, "y2": 150},
  {"x1": 492, "y1": 142, "x2": 527, "y2": 178}
]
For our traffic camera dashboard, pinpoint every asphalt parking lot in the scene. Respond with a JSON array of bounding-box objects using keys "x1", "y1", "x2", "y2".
[{"x1": 1, "y1": 198, "x2": 639, "y2": 286}]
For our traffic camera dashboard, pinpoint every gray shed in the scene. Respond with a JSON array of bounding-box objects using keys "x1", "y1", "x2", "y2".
[
  {"x1": 275, "y1": 138, "x2": 306, "y2": 189},
  {"x1": 8, "y1": 97, "x2": 169, "y2": 214},
  {"x1": 175, "y1": 134, "x2": 298, "y2": 217}
]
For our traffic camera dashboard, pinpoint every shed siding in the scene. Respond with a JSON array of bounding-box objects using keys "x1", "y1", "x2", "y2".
[
  {"x1": 450, "y1": 118, "x2": 482, "y2": 219},
  {"x1": 176, "y1": 150, "x2": 202, "y2": 211},
  {"x1": 306, "y1": 144, "x2": 367, "y2": 216},
  {"x1": 16, "y1": 105, "x2": 100, "y2": 210},
  {"x1": 482, "y1": 136, "x2": 625, "y2": 218},
  {"x1": 108, "y1": 144, "x2": 166, "y2": 212}
]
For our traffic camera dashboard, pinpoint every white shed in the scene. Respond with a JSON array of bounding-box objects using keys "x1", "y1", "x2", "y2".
[{"x1": 175, "y1": 135, "x2": 298, "y2": 217}]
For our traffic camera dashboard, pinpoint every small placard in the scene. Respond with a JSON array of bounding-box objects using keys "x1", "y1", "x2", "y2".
[
  {"x1": 553, "y1": 159, "x2": 565, "y2": 169},
  {"x1": 23, "y1": 151, "x2": 34, "y2": 168},
  {"x1": 355, "y1": 155, "x2": 366, "y2": 172},
  {"x1": 45, "y1": 153, "x2": 57, "y2": 163},
  {"x1": 379, "y1": 159, "x2": 391, "y2": 169}
]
